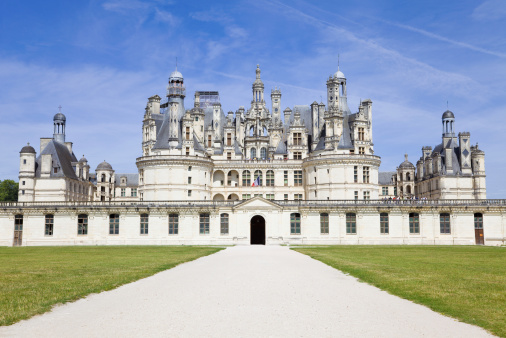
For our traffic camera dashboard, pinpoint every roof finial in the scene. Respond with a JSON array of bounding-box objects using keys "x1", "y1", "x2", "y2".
[
  {"x1": 58, "y1": 105, "x2": 62, "y2": 113},
  {"x1": 404, "y1": 153, "x2": 408, "y2": 161},
  {"x1": 338, "y1": 54, "x2": 340, "y2": 71}
]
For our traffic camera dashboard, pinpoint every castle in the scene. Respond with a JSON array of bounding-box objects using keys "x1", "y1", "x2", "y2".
[{"x1": 2, "y1": 65, "x2": 500, "y2": 247}]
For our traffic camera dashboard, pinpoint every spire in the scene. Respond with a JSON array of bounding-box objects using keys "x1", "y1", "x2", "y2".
[{"x1": 256, "y1": 64, "x2": 261, "y2": 80}]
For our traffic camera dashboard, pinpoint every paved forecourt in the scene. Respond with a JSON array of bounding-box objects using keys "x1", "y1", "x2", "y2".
[{"x1": 0, "y1": 246, "x2": 493, "y2": 337}]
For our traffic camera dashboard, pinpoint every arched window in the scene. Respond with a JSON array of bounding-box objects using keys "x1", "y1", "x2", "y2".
[
  {"x1": 250, "y1": 148, "x2": 256, "y2": 159},
  {"x1": 254, "y1": 170, "x2": 263, "y2": 186},
  {"x1": 242, "y1": 170, "x2": 251, "y2": 186},
  {"x1": 260, "y1": 147, "x2": 267, "y2": 159},
  {"x1": 290, "y1": 213, "x2": 301, "y2": 235},
  {"x1": 220, "y1": 213, "x2": 229, "y2": 235},
  {"x1": 101, "y1": 174, "x2": 106, "y2": 183},
  {"x1": 406, "y1": 172, "x2": 411, "y2": 181},
  {"x1": 266, "y1": 170, "x2": 274, "y2": 186},
  {"x1": 78, "y1": 214, "x2": 88, "y2": 235},
  {"x1": 406, "y1": 185, "x2": 412, "y2": 194}
]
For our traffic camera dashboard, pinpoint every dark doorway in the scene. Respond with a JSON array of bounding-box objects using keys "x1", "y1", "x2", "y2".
[
  {"x1": 250, "y1": 215, "x2": 266, "y2": 245},
  {"x1": 474, "y1": 213, "x2": 484, "y2": 245}
]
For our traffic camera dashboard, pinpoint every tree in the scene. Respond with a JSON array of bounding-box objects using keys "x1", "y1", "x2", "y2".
[{"x1": 0, "y1": 180, "x2": 19, "y2": 202}]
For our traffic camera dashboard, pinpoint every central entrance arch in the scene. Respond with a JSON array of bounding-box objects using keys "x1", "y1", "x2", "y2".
[{"x1": 250, "y1": 215, "x2": 266, "y2": 245}]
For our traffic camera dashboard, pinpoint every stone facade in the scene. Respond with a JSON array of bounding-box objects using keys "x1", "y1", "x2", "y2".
[{"x1": 4, "y1": 64, "x2": 497, "y2": 247}]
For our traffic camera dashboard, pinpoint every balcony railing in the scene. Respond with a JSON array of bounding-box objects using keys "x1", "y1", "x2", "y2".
[{"x1": 1, "y1": 199, "x2": 505, "y2": 209}]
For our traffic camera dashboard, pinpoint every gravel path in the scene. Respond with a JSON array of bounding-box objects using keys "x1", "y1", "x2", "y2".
[{"x1": 0, "y1": 246, "x2": 493, "y2": 337}]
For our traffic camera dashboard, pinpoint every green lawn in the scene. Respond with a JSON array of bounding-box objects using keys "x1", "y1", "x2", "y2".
[
  {"x1": 292, "y1": 246, "x2": 506, "y2": 337},
  {"x1": 0, "y1": 246, "x2": 223, "y2": 326}
]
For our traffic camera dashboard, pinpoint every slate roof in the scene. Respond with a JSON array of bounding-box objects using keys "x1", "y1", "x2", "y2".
[
  {"x1": 35, "y1": 140, "x2": 78, "y2": 179},
  {"x1": 115, "y1": 173, "x2": 139, "y2": 187},
  {"x1": 378, "y1": 171, "x2": 396, "y2": 185}
]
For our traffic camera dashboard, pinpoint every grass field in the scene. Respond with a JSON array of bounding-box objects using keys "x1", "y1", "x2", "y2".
[
  {"x1": 292, "y1": 246, "x2": 506, "y2": 337},
  {"x1": 0, "y1": 246, "x2": 222, "y2": 326}
]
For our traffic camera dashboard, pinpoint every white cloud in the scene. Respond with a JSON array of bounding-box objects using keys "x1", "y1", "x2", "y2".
[
  {"x1": 102, "y1": 0, "x2": 149, "y2": 13},
  {"x1": 472, "y1": 0, "x2": 506, "y2": 21}
]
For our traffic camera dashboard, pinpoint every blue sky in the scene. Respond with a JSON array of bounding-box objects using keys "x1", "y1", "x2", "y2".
[{"x1": 1, "y1": 0, "x2": 505, "y2": 197}]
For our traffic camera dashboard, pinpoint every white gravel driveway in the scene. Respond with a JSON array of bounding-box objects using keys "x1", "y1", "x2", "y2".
[{"x1": 0, "y1": 246, "x2": 493, "y2": 337}]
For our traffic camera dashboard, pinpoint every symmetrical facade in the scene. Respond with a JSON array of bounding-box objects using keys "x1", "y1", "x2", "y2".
[{"x1": 3, "y1": 64, "x2": 501, "y2": 247}]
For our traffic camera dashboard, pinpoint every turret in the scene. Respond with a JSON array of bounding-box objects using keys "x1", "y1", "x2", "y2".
[
  {"x1": 271, "y1": 87, "x2": 281, "y2": 125},
  {"x1": 18, "y1": 143, "x2": 36, "y2": 201},
  {"x1": 53, "y1": 109, "x2": 66, "y2": 144},
  {"x1": 95, "y1": 161, "x2": 114, "y2": 202},
  {"x1": 442, "y1": 110, "x2": 455, "y2": 146},
  {"x1": 252, "y1": 64, "x2": 264, "y2": 103}
]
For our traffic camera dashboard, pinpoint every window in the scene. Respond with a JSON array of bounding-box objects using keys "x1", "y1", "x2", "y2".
[
  {"x1": 220, "y1": 213, "x2": 229, "y2": 235},
  {"x1": 358, "y1": 127, "x2": 364, "y2": 141},
  {"x1": 346, "y1": 213, "x2": 356, "y2": 234},
  {"x1": 254, "y1": 194, "x2": 263, "y2": 198},
  {"x1": 188, "y1": 190, "x2": 192, "y2": 197},
  {"x1": 15, "y1": 214, "x2": 23, "y2": 231},
  {"x1": 254, "y1": 170, "x2": 263, "y2": 186},
  {"x1": 394, "y1": 187, "x2": 397, "y2": 196},
  {"x1": 284, "y1": 194, "x2": 288, "y2": 201},
  {"x1": 354, "y1": 166, "x2": 358, "y2": 183},
  {"x1": 294, "y1": 170, "x2": 302, "y2": 186},
  {"x1": 359, "y1": 147, "x2": 365, "y2": 155},
  {"x1": 207, "y1": 135, "x2": 212, "y2": 148},
  {"x1": 23, "y1": 159, "x2": 26, "y2": 164},
  {"x1": 294, "y1": 194, "x2": 303, "y2": 201},
  {"x1": 200, "y1": 213, "x2": 210, "y2": 234},
  {"x1": 242, "y1": 194, "x2": 251, "y2": 200},
  {"x1": 440, "y1": 213, "x2": 451, "y2": 234},
  {"x1": 22, "y1": 181, "x2": 25, "y2": 185},
  {"x1": 140, "y1": 214, "x2": 149, "y2": 235},
  {"x1": 227, "y1": 133, "x2": 231, "y2": 146},
  {"x1": 266, "y1": 194, "x2": 275, "y2": 200},
  {"x1": 131, "y1": 188, "x2": 137, "y2": 197},
  {"x1": 266, "y1": 170, "x2": 274, "y2": 186},
  {"x1": 109, "y1": 214, "x2": 119, "y2": 235},
  {"x1": 45, "y1": 214, "x2": 54, "y2": 236},
  {"x1": 363, "y1": 167, "x2": 369, "y2": 183},
  {"x1": 293, "y1": 151, "x2": 302, "y2": 160},
  {"x1": 78, "y1": 214, "x2": 88, "y2": 235},
  {"x1": 382, "y1": 187, "x2": 388, "y2": 196},
  {"x1": 250, "y1": 148, "x2": 257, "y2": 159},
  {"x1": 260, "y1": 147, "x2": 267, "y2": 159},
  {"x1": 185, "y1": 127, "x2": 190, "y2": 140},
  {"x1": 354, "y1": 191, "x2": 358, "y2": 200},
  {"x1": 293, "y1": 133, "x2": 302, "y2": 145},
  {"x1": 363, "y1": 191, "x2": 370, "y2": 200},
  {"x1": 169, "y1": 214, "x2": 178, "y2": 235},
  {"x1": 409, "y1": 213, "x2": 419, "y2": 234},
  {"x1": 188, "y1": 177, "x2": 192, "y2": 184},
  {"x1": 227, "y1": 152, "x2": 232, "y2": 160},
  {"x1": 284, "y1": 171, "x2": 288, "y2": 186},
  {"x1": 380, "y1": 213, "x2": 389, "y2": 234},
  {"x1": 474, "y1": 213, "x2": 483, "y2": 229},
  {"x1": 121, "y1": 188, "x2": 126, "y2": 197},
  {"x1": 320, "y1": 213, "x2": 329, "y2": 234},
  {"x1": 242, "y1": 170, "x2": 251, "y2": 186},
  {"x1": 290, "y1": 213, "x2": 301, "y2": 235}
]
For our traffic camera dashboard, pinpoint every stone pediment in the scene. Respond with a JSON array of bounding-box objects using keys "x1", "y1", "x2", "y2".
[{"x1": 233, "y1": 197, "x2": 281, "y2": 211}]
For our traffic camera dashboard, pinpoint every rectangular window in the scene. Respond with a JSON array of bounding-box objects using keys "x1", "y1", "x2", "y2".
[
  {"x1": 140, "y1": 214, "x2": 149, "y2": 235},
  {"x1": 207, "y1": 135, "x2": 212, "y2": 148},
  {"x1": 382, "y1": 187, "x2": 388, "y2": 196},
  {"x1": 200, "y1": 213, "x2": 210, "y2": 235},
  {"x1": 78, "y1": 214, "x2": 88, "y2": 235},
  {"x1": 409, "y1": 213, "x2": 419, "y2": 234},
  {"x1": 14, "y1": 215, "x2": 23, "y2": 231},
  {"x1": 22, "y1": 181, "x2": 25, "y2": 185},
  {"x1": 363, "y1": 166, "x2": 370, "y2": 183},
  {"x1": 474, "y1": 213, "x2": 483, "y2": 229},
  {"x1": 266, "y1": 194, "x2": 275, "y2": 200},
  {"x1": 354, "y1": 166, "x2": 358, "y2": 183},
  {"x1": 242, "y1": 171, "x2": 251, "y2": 186},
  {"x1": 227, "y1": 133, "x2": 231, "y2": 146},
  {"x1": 131, "y1": 188, "x2": 137, "y2": 197},
  {"x1": 220, "y1": 213, "x2": 229, "y2": 235},
  {"x1": 363, "y1": 191, "x2": 370, "y2": 200},
  {"x1": 284, "y1": 171, "x2": 288, "y2": 186},
  {"x1": 354, "y1": 191, "x2": 358, "y2": 200},
  {"x1": 294, "y1": 194, "x2": 303, "y2": 201},
  {"x1": 188, "y1": 190, "x2": 192, "y2": 197},
  {"x1": 320, "y1": 213, "x2": 329, "y2": 234},
  {"x1": 380, "y1": 213, "x2": 389, "y2": 234},
  {"x1": 290, "y1": 213, "x2": 301, "y2": 235},
  {"x1": 293, "y1": 151, "x2": 302, "y2": 160},
  {"x1": 227, "y1": 152, "x2": 232, "y2": 160},
  {"x1": 440, "y1": 213, "x2": 451, "y2": 234},
  {"x1": 121, "y1": 188, "x2": 126, "y2": 197},
  {"x1": 359, "y1": 147, "x2": 365, "y2": 155},
  {"x1": 284, "y1": 194, "x2": 288, "y2": 201},
  {"x1": 394, "y1": 187, "x2": 397, "y2": 196},
  {"x1": 185, "y1": 127, "x2": 190, "y2": 140},
  {"x1": 188, "y1": 177, "x2": 192, "y2": 184},
  {"x1": 346, "y1": 213, "x2": 356, "y2": 234},
  {"x1": 358, "y1": 127, "x2": 364, "y2": 141},
  {"x1": 186, "y1": 147, "x2": 190, "y2": 156},
  {"x1": 242, "y1": 194, "x2": 251, "y2": 200},
  {"x1": 109, "y1": 214, "x2": 119, "y2": 235},
  {"x1": 45, "y1": 214, "x2": 54, "y2": 236},
  {"x1": 293, "y1": 132, "x2": 302, "y2": 145},
  {"x1": 169, "y1": 214, "x2": 179, "y2": 235},
  {"x1": 294, "y1": 170, "x2": 302, "y2": 186},
  {"x1": 266, "y1": 171, "x2": 274, "y2": 186}
]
